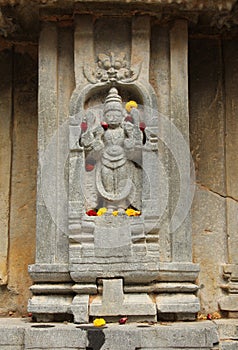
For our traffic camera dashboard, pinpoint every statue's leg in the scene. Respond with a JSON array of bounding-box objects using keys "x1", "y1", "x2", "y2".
[{"x1": 101, "y1": 166, "x2": 116, "y2": 212}]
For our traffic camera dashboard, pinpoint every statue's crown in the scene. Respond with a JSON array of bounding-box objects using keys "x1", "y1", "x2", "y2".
[{"x1": 104, "y1": 88, "x2": 122, "y2": 105}]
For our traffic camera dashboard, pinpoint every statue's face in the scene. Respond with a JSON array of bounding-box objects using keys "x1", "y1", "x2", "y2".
[{"x1": 105, "y1": 109, "x2": 123, "y2": 128}]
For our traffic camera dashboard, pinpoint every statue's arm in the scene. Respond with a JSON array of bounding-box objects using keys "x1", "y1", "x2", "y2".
[
  {"x1": 123, "y1": 122, "x2": 136, "y2": 150},
  {"x1": 80, "y1": 125, "x2": 104, "y2": 152}
]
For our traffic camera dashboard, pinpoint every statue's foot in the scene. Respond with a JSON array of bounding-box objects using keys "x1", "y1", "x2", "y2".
[
  {"x1": 118, "y1": 208, "x2": 126, "y2": 216},
  {"x1": 105, "y1": 207, "x2": 114, "y2": 215}
]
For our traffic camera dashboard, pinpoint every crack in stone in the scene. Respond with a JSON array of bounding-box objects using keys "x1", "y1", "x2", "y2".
[{"x1": 197, "y1": 183, "x2": 238, "y2": 203}]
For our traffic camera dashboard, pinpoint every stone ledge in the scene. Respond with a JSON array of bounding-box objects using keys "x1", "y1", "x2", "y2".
[
  {"x1": 220, "y1": 340, "x2": 238, "y2": 350},
  {"x1": 213, "y1": 319, "x2": 238, "y2": 340},
  {"x1": 0, "y1": 318, "x2": 220, "y2": 349}
]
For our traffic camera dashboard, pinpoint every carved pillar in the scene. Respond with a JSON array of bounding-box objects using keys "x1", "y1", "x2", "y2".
[
  {"x1": 153, "y1": 20, "x2": 200, "y2": 320},
  {"x1": 28, "y1": 22, "x2": 75, "y2": 321}
]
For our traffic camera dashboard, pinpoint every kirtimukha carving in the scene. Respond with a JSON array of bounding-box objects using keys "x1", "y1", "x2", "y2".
[
  {"x1": 84, "y1": 52, "x2": 141, "y2": 84},
  {"x1": 80, "y1": 87, "x2": 143, "y2": 214}
]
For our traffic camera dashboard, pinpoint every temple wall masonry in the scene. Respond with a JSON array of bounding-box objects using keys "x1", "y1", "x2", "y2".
[
  {"x1": 0, "y1": 43, "x2": 37, "y2": 316},
  {"x1": 190, "y1": 38, "x2": 238, "y2": 315},
  {"x1": 0, "y1": 31, "x2": 237, "y2": 318},
  {"x1": 0, "y1": 5, "x2": 237, "y2": 349}
]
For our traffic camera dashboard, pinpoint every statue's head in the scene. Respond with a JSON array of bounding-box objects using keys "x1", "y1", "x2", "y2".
[{"x1": 103, "y1": 88, "x2": 123, "y2": 128}]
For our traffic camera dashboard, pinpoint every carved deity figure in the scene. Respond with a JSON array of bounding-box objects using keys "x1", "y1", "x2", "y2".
[{"x1": 80, "y1": 88, "x2": 143, "y2": 214}]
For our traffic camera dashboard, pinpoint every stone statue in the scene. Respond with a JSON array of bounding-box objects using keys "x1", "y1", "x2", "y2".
[{"x1": 80, "y1": 87, "x2": 143, "y2": 214}]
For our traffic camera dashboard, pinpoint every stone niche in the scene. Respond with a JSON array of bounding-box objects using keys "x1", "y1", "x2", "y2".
[{"x1": 28, "y1": 14, "x2": 200, "y2": 323}]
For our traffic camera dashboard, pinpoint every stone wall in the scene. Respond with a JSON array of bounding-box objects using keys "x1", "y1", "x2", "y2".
[
  {"x1": 0, "y1": 29, "x2": 237, "y2": 317},
  {"x1": 0, "y1": 40, "x2": 37, "y2": 316},
  {"x1": 190, "y1": 37, "x2": 238, "y2": 315}
]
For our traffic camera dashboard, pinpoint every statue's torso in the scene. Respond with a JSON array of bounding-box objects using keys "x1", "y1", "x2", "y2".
[{"x1": 102, "y1": 127, "x2": 127, "y2": 169}]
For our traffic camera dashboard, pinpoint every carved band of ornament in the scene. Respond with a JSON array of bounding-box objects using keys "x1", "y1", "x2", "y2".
[
  {"x1": 211, "y1": 5, "x2": 238, "y2": 29},
  {"x1": 83, "y1": 52, "x2": 141, "y2": 84},
  {"x1": 0, "y1": 8, "x2": 16, "y2": 37}
]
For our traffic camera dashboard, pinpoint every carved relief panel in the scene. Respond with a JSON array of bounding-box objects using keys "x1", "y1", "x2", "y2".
[{"x1": 28, "y1": 15, "x2": 200, "y2": 323}]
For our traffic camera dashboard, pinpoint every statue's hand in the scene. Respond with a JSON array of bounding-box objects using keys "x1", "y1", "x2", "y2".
[
  {"x1": 124, "y1": 138, "x2": 135, "y2": 150},
  {"x1": 85, "y1": 110, "x2": 99, "y2": 129},
  {"x1": 93, "y1": 140, "x2": 104, "y2": 152},
  {"x1": 130, "y1": 108, "x2": 140, "y2": 126},
  {"x1": 81, "y1": 130, "x2": 94, "y2": 148},
  {"x1": 124, "y1": 121, "x2": 134, "y2": 136}
]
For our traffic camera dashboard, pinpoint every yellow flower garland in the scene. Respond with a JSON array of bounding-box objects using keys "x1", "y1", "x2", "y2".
[
  {"x1": 97, "y1": 207, "x2": 141, "y2": 216},
  {"x1": 125, "y1": 208, "x2": 141, "y2": 216},
  {"x1": 97, "y1": 207, "x2": 107, "y2": 216}
]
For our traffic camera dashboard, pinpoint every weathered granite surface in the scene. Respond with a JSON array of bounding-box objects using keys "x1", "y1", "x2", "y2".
[
  {"x1": 1, "y1": 0, "x2": 238, "y2": 325},
  {"x1": 0, "y1": 49, "x2": 11, "y2": 287},
  {"x1": 0, "y1": 318, "x2": 222, "y2": 350},
  {"x1": 26, "y1": 13, "x2": 201, "y2": 322},
  {"x1": 190, "y1": 37, "x2": 238, "y2": 316},
  {"x1": 0, "y1": 45, "x2": 37, "y2": 317}
]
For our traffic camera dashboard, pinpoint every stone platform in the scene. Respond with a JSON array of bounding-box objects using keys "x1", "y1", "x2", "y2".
[{"x1": 0, "y1": 318, "x2": 237, "y2": 350}]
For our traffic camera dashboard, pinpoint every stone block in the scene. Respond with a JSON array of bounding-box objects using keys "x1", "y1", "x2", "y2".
[
  {"x1": 159, "y1": 262, "x2": 200, "y2": 282},
  {"x1": 28, "y1": 295, "x2": 72, "y2": 314},
  {"x1": 192, "y1": 187, "x2": 227, "y2": 312},
  {"x1": 0, "y1": 347, "x2": 23, "y2": 350},
  {"x1": 156, "y1": 294, "x2": 200, "y2": 314},
  {"x1": 28, "y1": 263, "x2": 71, "y2": 283},
  {"x1": 226, "y1": 199, "x2": 238, "y2": 265},
  {"x1": 219, "y1": 295, "x2": 238, "y2": 312},
  {"x1": 124, "y1": 282, "x2": 198, "y2": 293},
  {"x1": 30, "y1": 348, "x2": 83, "y2": 350},
  {"x1": 139, "y1": 322, "x2": 218, "y2": 348},
  {"x1": 70, "y1": 260, "x2": 160, "y2": 284},
  {"x1": 90, "y1": 293, "x2": 156, "y2": 318},
  {"x1": 90, "y1": 279, "x2": 156, "y2": 320},
  {"x1": 24, "y1": 326, "x2": 87, "y2": 349},
  {"x1": 71, "y1": 295, "x2": 89, "y2": 323},
  {"x1": 72, "y1": 284, "x2": 97, "y2": 294},
  {"x1": 190, "y1": 39, "x2": 226, "y2": 195},
  {"x1": 224, "y1": 265, "x2": 238, "y2": 280},
  {"x1": 0, "y1": 327, "x2": 24, "y2": 346},
  {"x1": 94, "y1": 217, "x2": 132, "y2": 258},
  {"x1": 102, "y1": 327, "x2": 141, "y2": 350},
  {"x1": 214, "y1": 319, "x2": 238, "y2": 339},
  {"x1": 0, "y1": 318, "x2": 220, "y2": 350},
  {"x1": 220, "y1": 341, "x2": 238, "y2": 350}
]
